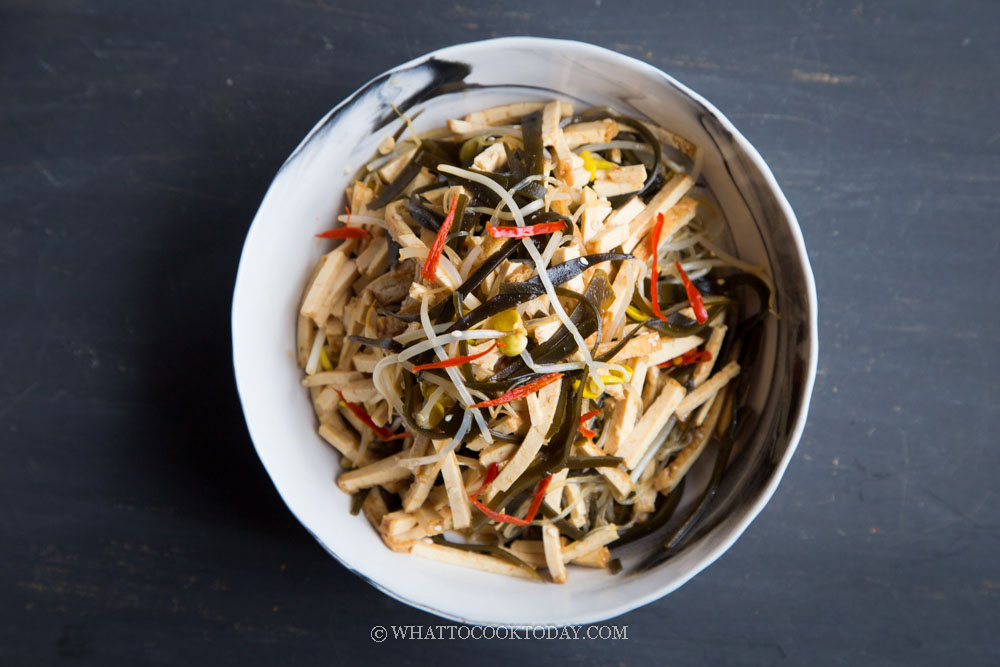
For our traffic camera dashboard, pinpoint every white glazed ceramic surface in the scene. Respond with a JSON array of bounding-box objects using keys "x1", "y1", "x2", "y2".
[{"x1": 232, "y1": 37, "x2": 817, "y2": 626}]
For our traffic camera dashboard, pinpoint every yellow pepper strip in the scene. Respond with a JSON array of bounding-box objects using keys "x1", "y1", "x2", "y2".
[
  {"x1": 319, "y1": 346, "x2": 333, "y2": 371},
  {"x1": 606, "y1": 365, "x2": 633, "y2": 381},
  {"x1": 580, "y1": 151, "x2": 597, "y2": 182},
  {"x1": 580, "y1": 151, "x2": 616, "y2": 184},
  {"x1": 572, "y1": 371, "x2": 631, "y2": 398},
  {"x1": 571, "y1": 379, "x2": 601, "y2": 399},
  {"x1": 625, "y1": 305, "x2": 650, "y2": 322}
]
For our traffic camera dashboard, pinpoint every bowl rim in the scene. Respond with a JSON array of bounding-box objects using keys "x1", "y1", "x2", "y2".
[{"x1": 232, "y1": 35, "x2": 818, "y2": 626}]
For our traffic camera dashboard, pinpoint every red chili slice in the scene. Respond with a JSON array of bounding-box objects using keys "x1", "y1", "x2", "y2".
[
  {"x1": 334, "y1": 389, "x2": 410, "y2": 441},
  {"x1": 578, "y1": 409, "x2": 600, "y2": 439},
  {"x1": 315, "y1": 227, "x2": 370, "y2": 239},
  {"x1": 649, "y1": 212, "x2": 667, "y2": 321},
  {"x1": 675, "y1": 260, "x2": 708, "y2": 324},
  {"x1": 467, "y1": 372, "x2": 563, "y2": 409},
  {"x1": 410, "y1": 343, "x2": 497, "y2": 372},
  {"x1": 486, "y1": 220, "x2": 566, "y2": 238},
  {"x1": 421, "y1": 194, "x2": 459, "y2": 281},
  {"x1": 468, "y1": 465, "x2": 553, "y2": 526},
  {"x1": 657, "y1": 348, "x2": 713, "y2": 369}
]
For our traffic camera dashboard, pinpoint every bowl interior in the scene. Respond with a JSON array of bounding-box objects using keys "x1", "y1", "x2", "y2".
[{"x1": 232, "y1": 37, "x2": 816, "y2": 626}]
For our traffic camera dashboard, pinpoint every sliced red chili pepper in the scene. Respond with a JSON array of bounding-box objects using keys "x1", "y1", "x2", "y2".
[
  {"x1": 472, "y1": 462, "x2": 500, "y2": 498},
  {"x1": 317, "y1": 206, "x2": 369, "y2": 239},
  {"x1": 420, "y1": 194, "x2": 459, "y2": 281},
  {"x1": 469, "y1": 497, "x2": 530, "y2": 525},
  {"x1": 468, "y1": 462, "x2": 523, "y2": 524},
  {"x1": 578, "y1": 409, "x2": 600, "y2": 439},
  {"x1": 522, "y1": 474, "x2": 553, "y2": 523},
  {"x1": 657, "y1": 348, "x2": 713, "y2": 369},
  {"x1": 410, "y1": 342, "x2": 497, "y2": 372},
  {"x1": 467, "y1": 372, "x2": 563, "y2": 409},
  {"x1": 486, "y1": 220, "x2": 566, "y2": 238},
  {"x1": 649, "y1": 212, "x2": 667, "y2": 321},
  {"x1": 315, "y1": 227, "x2": 370, "y2": 239},
  {"x1": 675, "y1": 260, "x2": 708, "y2": 324},
  {"x1": 335, "y1": 389, "x2": 410, "y2": 441},
  {"x1": 468, "y1": 468, "x2": 552, "y2": 526}
]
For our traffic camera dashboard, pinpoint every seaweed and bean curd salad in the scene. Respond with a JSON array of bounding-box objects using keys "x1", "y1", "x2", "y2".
[{"x1": 296, "y1": 100, "x2": 773, "y2": 583}]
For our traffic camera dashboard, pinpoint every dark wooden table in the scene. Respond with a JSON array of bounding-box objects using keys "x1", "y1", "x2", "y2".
[{"x1": 2, "y1": 1, "x2": 997, "y2": 664}]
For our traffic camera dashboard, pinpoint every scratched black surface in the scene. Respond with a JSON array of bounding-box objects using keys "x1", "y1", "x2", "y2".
[{"x1": 1, "y1": 1, "x2": 998, "y2": 665}]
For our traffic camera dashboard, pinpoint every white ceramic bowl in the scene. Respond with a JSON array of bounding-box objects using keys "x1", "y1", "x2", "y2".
[{"x1": 232, "y1": 37, "x2": 817, "y2": 626}]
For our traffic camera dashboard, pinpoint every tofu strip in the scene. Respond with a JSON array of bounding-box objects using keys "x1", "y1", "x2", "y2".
[
  {"x1": 296, "y1": 314, "x2": 315, "y2": 368},
  {"x1": 645, "y1": 335, "x2": 705, "y2": 367},
  {"x1": 594, "y1": 332, "x2": 661, "y2": 362},
  {"x1": 508, "y1": 539, "x2": 610, "y2": 568},
  {"x1": 577, "y1": 441, "x2": 634, "y2": 496},
  {"x1": 616, "y1": 378, "x2": 687, "y2": 470},
  {"x1": 460, "y1": 101, "x2": 573, "y2": 129},
  {"x1": 561, "y1": 524, "x2": 619, "y2": 563},
  {"x1": 563, "y1": 484, "x2": 587, "y2": 527},
  {"x1": 506, "y1": 540, "x2": 548, "y2": 568},
  {"x1": 542, "y1": 525, "x2": 568, "y2": 584},
  {"x1": 630, "y1": 196, "x2": 699, "y2": 263},
  {"x1": 411, "y1": 540, "x2": 538, "y2": 580},
  {"x1": 623, "y1": 174, "x2": 694, "y2": 254},
  {"x1": 544, "y1": 469, "x2": 569, "y2": 510},
  {"x1": 691, "y1": 325, "x2": 728, "y2": 388},
  {"x1": 438, "y1": 443, "x2": 472, "y2": 529},
  {"x1": 479, "y1": 442, "x2": 517, "y2": 466},
  {"x1": 472, "y1": 142, "x2": 507, "y2": 172},
  {"x1": 300, "y1": 248, "x2": 352, "y2": 325},
  {"x1": 361, "y1": 487, "x2": 389, "y2": 529},
  {"x1": 562, "y1": 119, "x2": 618, "y2": 149},
  {"x1": 484, "y1": 381, "x2": 559, "y2": 498},
  {"x1": 381, "y1": 510, "x2": 417, "y2": 536},
  {"x1": 602, "y1": 358, "x2": 650, "y2": 456},
  {"x1": 655, "y1": 389, "x2": 727, "y2": 492},
  {"x1": 301, "y1": 370, "x2": 364, "y2": 387},
  {"x1": 571, "y1": 547, "x2": 611, "y2": 568},
  {"x1": 319, "y1": 420, "x2": 371, "y2": 467},
  {"x1": 601, "y1": 259, "x2": 645, "y2": 343},
  {"x1": 675, "y1": 361, "x2": 741, "y2": 421},
  {"x1": 337, "y1": 452, "x2": 410, "y2": 494},
  {"x1": 485, "y1": 427, "x2": 544, "y2": 499},
  {"x1": 401, "y1": 447, "x2": 443, "y2": 512}
]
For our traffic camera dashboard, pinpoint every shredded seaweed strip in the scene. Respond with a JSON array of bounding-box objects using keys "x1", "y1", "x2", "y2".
[
  {"x1": 446, "y1": 253, "x2": 628, "y2": 334},
  {"x1": 347, "y1": 335, "x2": 405, "y2": 353},
  {"x1": 368, "y1": 158, "x2": 422, "y2": 210},
  {"x1": 610, "y1": 478, "x2": 686, "y2": 550}
]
